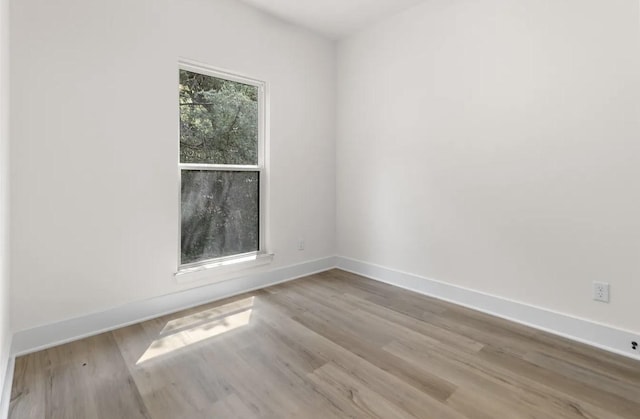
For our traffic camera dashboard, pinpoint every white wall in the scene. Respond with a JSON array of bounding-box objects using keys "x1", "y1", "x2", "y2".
[
  {"x1": 337, "y1": 0, "x2": 640, "y2": 334},
  {"x1": 10, "y1": 0, "x2": 336, "y2": 332},
  {"x1": 0, "y1": 0, "x2": 12, "y2": 386},
  {"x1": 10, "y1": 0, "x2": 640, "y2": 346}
]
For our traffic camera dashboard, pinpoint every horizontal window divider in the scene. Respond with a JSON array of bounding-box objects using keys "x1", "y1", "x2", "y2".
[{"x1": 179, "y1": 164, "x2": 261, "y2": 171}]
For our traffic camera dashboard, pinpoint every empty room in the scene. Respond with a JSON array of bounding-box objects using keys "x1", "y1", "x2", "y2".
[{"x1": 1, "y1": 0, "x2": 639, "y2": 417}]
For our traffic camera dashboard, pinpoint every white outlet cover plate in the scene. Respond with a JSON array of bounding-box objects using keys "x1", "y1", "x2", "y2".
[{"x1": 593, "y1": 281, "x2": 610, "y2": 303}]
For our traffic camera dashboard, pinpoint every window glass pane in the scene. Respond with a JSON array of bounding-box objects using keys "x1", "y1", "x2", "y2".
[
  {"x1": 180, "y1": 69, "x2": 259, "y2": 165},
  {"x1": 181, "y1": 170, "x2": 259, "y2": 264}
]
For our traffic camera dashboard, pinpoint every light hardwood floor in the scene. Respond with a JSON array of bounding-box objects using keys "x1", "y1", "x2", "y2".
[{"x1": 9, "y1": 269, "x2": 640, "y2": 418}]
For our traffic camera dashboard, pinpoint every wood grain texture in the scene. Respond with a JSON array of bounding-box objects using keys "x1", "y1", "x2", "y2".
[{"x1": 9, "y1": 269, "x2": 640, "y2": 418}]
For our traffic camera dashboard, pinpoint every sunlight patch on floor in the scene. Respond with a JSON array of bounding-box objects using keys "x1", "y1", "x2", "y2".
[{"x1": 136, "y1": 297, "x2": 255, "y2": 364}]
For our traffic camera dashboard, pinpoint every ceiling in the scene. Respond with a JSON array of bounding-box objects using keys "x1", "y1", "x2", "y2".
[{"x1": 238, "y1": 0, "x2": 427, "y2": 39}]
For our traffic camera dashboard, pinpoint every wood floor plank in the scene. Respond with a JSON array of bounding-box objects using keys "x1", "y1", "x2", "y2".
[
  {"x1": 478, "y1": 345, "x2": 640, "y2": 418},
  {"x1": 531, "y1": 330, "x2": 640, "y2": 382},
  {"x1": 256, "y1": 298, "x2": 463, "y2": 418},
  {"x1": 339, "y1": 291, "x2": 485, "y2": 353},
  {"x1": 271, "y1": 293, "x2": 459, "y2": 402},
  {"x1": 309, "y1": 362, "x2": 418, "y2": 419},
  {"x1": 9, "y1": 269, "x2": 640, "y2": 419},
  {"x1": 9, "y1": 353, "x2": 46, "y2": 419},
  {"x1": 12, "y1": 333, "x2": 151, "y2": 419},
  {"x1": 384, "y1": 339, "x2": 629, "y2": 419},
  {"x1": 522, "y1": 349, "x2": 640, "y2": 403}
]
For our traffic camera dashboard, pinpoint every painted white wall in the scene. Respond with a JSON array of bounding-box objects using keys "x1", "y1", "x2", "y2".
[
  {"x1": 10, "y1": 0, "x2": 336, "y2": 332},
  {"x1": 0, "y1": 0, "x2": 11, "y2": 389},
  {"x1": 337, "y1": 0, "x2": 640, "y2": 334}
]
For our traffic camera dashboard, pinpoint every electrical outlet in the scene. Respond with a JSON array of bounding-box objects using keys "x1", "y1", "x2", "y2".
[
  {"x1": 297, "y1": 239, "x2": 305, "y2": 251},
  {"x1": 593, "y1": 281, "x2": 610, "y2": 303}
]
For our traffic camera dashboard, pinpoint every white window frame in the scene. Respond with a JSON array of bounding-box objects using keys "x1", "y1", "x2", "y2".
[{"x1": 177, "y1": 60, "x2": 269, "y2": 274}]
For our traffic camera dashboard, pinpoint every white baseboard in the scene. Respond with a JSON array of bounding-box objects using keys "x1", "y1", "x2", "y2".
[
  {"x1": 11, "y1": 256, "x2": 337, "y2": 357},
  {"x1": 336, "y1": 256, "x2": 640, "y2": 362},
  {"x1": 10, "y1": 255, "x2": 640, "y2": 365}
]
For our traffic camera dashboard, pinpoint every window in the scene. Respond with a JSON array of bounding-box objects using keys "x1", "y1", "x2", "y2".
[{"x1": 179, "y1": 63, "x2": 265, "y2": 270}]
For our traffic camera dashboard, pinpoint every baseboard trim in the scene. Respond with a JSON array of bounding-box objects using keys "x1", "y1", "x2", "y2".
[
  {"x1": 11, "y1": 256, "x2": 337, "y2": 357},
  {"x1": 11, "y1": 255, "x2": 640, "y2": 363},
  {"x1": 336, "y1": 256, "x2": 640, "y2": 362}
]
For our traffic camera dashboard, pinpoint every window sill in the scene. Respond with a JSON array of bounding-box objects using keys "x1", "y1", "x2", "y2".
[{"x1": 175, "y1": 252, "x2": 274, "y2": 284}]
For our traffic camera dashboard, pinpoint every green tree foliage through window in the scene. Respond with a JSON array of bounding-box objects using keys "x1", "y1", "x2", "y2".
[
  {"x1": 179, "y1": 69, "x2": 261, "y2": 265},
  {"x1": 180, "y1": 70, "x2": 258, "y2": 165}
]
